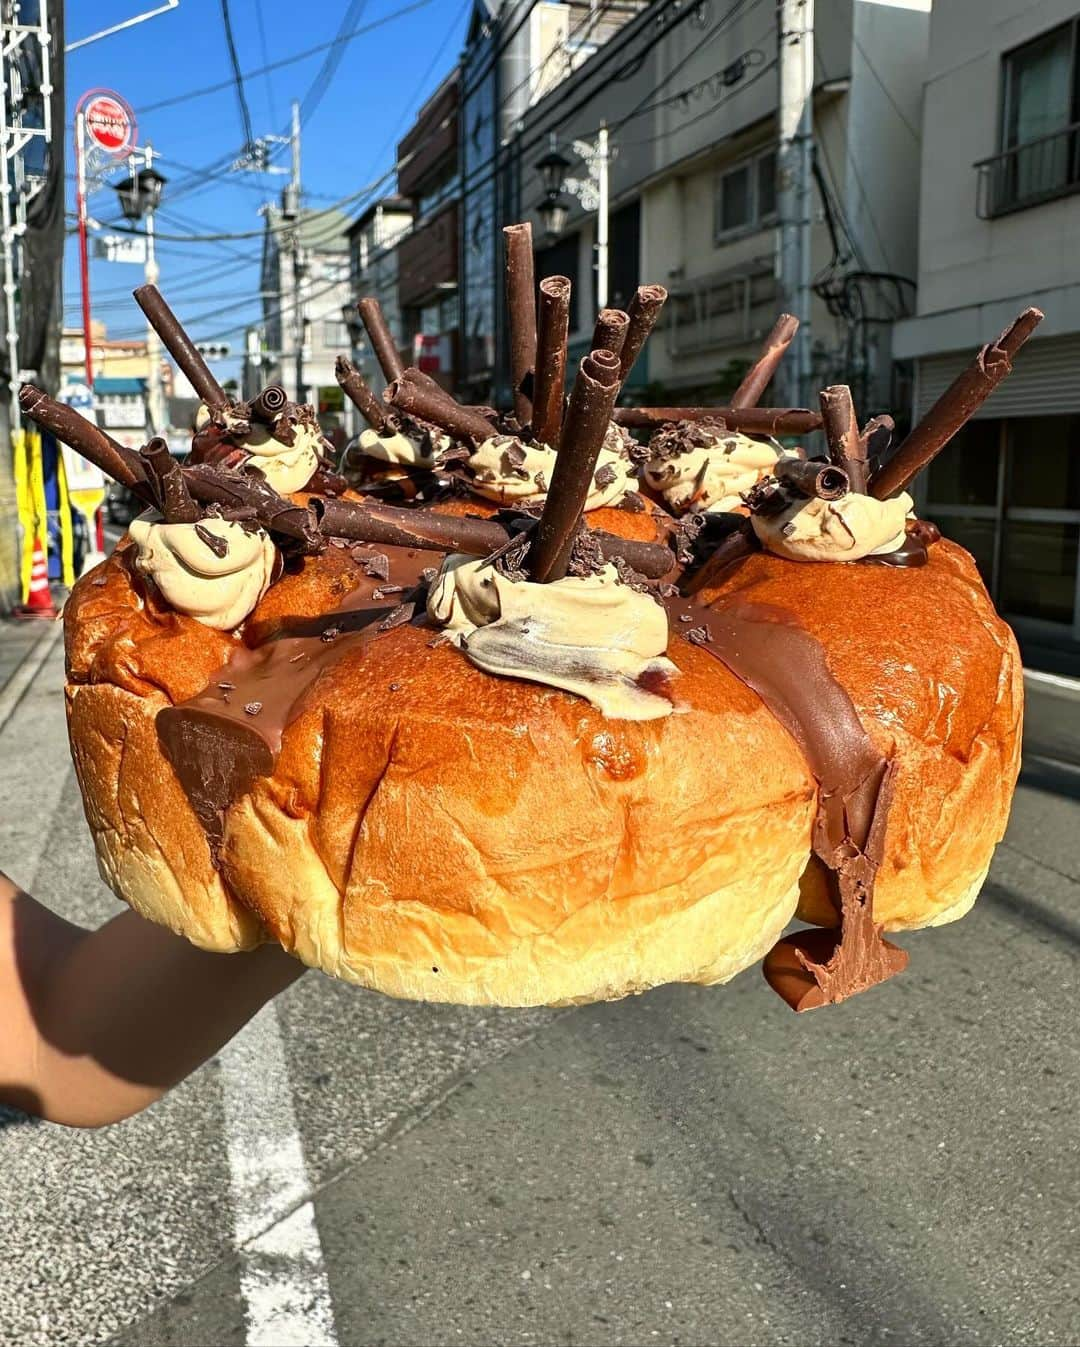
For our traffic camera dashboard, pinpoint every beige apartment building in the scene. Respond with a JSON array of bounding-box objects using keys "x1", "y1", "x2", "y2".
[{"x1": 894, "y1": 0, "x2": 1080, "y2": 661}]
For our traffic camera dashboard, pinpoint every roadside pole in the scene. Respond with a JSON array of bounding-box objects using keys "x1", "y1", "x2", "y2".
[{"x1": 776, "y1": 0, "x2": 814, "y2": 407}]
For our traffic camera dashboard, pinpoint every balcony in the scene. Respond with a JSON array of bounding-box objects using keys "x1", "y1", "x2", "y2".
[
  {"x1": 666, "y1": 260, "x2": 778, "y2": 358},
  {"x1": 975, "y1": 123, "x2": 1080, "y2": 219}
]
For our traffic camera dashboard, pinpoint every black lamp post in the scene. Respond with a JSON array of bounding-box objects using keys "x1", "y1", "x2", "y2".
[
  {"x1": 113, "y1": 165, "x2": 167, "y2": 221},
  {"x1": 535, "y1": 147, "x2": 573, "y2": 239}
]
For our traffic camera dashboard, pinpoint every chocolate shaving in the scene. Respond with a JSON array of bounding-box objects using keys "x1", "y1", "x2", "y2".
[
  {"x1": 372, "y1": 584, "x2": 405, "y2": 599},
  {"x1": 647, "y1": 417, "x2": 729, "y2": 463},
  {"x1": 594, "y1": 463, "x2": 618, "y2": 490},
  {"x1": 533, "y1": 469, "x2": 548, "y2": 493},
  {"x1": 244, "y1": 701, "x2": 263, "y2": 716},
  {"x1": 566, "y1": 526, "x2": 606, "y2": 578},
  {"x1": 684, "y1": 624, "x2": 713, "y2": 646},
  {"x1": 620, "y1": 490, "x2": 645, "y2": 512},
  {"x1": 360, "y1": 552, "x2": 390, "y2": 581},
  {"x1": 194, "y1": 523, "x2": 230, "y2": 558}
]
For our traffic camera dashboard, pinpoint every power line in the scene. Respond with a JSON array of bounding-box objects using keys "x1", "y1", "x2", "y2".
[
  {"x1": 220, "y1": 0, "x2": 257, "y2": 152},
  {"x1": 300, "y1": 0, "x2": 370, "y2": 126},
  {"x1": 252, "y1": 0, "x2": 279, "y2": 128},
  {"x1": 134, "y1": 0, "x2": 437, "y2": 115}
]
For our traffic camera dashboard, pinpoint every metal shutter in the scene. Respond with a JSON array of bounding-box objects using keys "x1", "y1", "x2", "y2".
[{"x1": 915, "y1": 333, "x2": 1080, "y2": 419}]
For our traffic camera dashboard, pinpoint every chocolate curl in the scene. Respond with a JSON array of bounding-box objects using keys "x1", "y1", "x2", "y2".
[
  {"x1": 357, "y1": 298, "x2": 404, "y2": 382},
  {"x1": 250, "y1": 383, "x2": 289, "y2": 427},
  {"x1": 613, "y1": 405, "x2": 823, "y2": 435},
  {"x1": 818, "y1": 385, "x2": 868, "y2": 493},
  {"x1": 18, "y1": 384, "x2": 154, "y2": 503},
  {"x1": 504, "y1": 223, "x2": 537, "y2": 423},
  {"x1": 619, "y1": 285, "x2": 667, "y2": 383},
  {"x1": 182, "y1": 464, "x2": 323, "y2": 552},
  {"x1": 591, "y1": 308, "x2": 630, "y2": 358},
  {"x1": 871, "y1": 307, "x2": 1044, "y2": 500},
  {"x1": 314, "y1": 496, "x2": 672, "y2": 578},
  {"x1": 132, "y1": 285, "x2": 228, "y2": 411},
  {"x1": 529, "y1": 349, "x2": 623, "y2": 583},
  {"x1": 775, "y1": 458, "x2": 849, "y2": 501},
  {"x1": 532, "y1": 275, "x2": 571, "y2": 447},
  {"x1": 140, "y1": 438, "x2": 200, "y2": 523},
  {"x1": 730, "y1": 313, "x2": 799, "y2": 409},
  {"x1": 386, "y1": 377, "x2": 495, "y2": 446},
  {"x1": 335, "y1": 356, "x2": 387, "y2": 431}
]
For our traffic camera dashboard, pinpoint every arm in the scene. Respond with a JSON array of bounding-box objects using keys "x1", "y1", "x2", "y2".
[{"x1": 0, "y1": 870, "x2": 305, "y2": 1128}]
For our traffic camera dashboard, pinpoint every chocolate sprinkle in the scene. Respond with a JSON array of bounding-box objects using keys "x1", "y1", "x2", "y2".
[
  {"x1": 244, "y1": 701, "x2": 263, "y2": 716},
  {"x1": 320, "y1": 627, "x2": 341, "y2": 643},
  {"x1": 684, "y1": 624, "x2": 713, "y2": 646}
]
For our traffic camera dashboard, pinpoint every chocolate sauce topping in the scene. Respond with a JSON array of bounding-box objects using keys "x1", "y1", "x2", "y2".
[
  {"x1": 663, "y1": 590, "x2": 908, "y2": 1010},
  {"x1": 157, "y1": 544, "x2": 431, "y2": 851}
]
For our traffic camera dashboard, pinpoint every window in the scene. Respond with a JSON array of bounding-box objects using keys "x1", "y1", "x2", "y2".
[
  {"x1": 714, "y1": 148, "x2": 776, "y2": 241},
  {"x1": 323, "y1": 319, "x2": 351, "y2": 348},
  {"x1": 978, "y1": 21, "x2": 1080, "y2": 216}
]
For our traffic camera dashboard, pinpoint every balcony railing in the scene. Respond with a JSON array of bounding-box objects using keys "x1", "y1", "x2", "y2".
[
  {"x1": 975, "y1": 123, "x2": 1080, "y2": 219},
  {"x1": 666, "y1": 260, "x2": 778, "y2": 358}
]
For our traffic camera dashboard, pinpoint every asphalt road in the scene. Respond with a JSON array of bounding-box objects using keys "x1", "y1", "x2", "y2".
[{"x1": 0, "y1": 615, "x2": 1077, "y2": 1347}]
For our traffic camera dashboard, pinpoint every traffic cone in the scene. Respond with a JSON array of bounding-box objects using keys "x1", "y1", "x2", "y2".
[{"x1": 14, "y1": 535, "x2": 58, "y2": 620}]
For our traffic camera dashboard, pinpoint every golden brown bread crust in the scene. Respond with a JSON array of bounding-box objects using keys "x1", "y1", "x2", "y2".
[{"x1": 63, "y1": 526, "x2": 1021, "y2": 1003}]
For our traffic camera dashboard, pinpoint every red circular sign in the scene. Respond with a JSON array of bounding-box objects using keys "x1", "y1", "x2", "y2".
[{"x1": 83, "y1": 93, "x2": 135, "y2": 155}]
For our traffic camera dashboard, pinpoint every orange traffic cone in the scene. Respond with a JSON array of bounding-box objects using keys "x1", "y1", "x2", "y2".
[{"x1": 14, "y1": 535, "x2": 57, "y2": 620}]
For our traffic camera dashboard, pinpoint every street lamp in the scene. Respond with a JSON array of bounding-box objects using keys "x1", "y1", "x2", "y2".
[
  {"x1": 113, "y1": 145, "x2": 168, "y2": 436},
  {"x1": 533, "y1": 125, "x2": 611, "y2": 306}
]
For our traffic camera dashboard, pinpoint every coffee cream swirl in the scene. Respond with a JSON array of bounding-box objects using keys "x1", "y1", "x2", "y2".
[
  {"x1": 467, "y1": 433, "x2": 638, "y2": 509},
  {"x1": 752, "y1": 489, "x2": 915, "y2": 563},
  {"x1": 357, "y1": 426, "x2": 450, "y2": 469},
  {"x1": 129, "y1": 512, "x2": 276, "y2": 631},
  {"x1": 428, "y1": 556, "x2": 676, "y2": 720},
  {"x1": 644, "y1": 431, "x2": 780, "y2": 514},
  {"x1": 195, "y1": 403, "x2": 321, "y2": 494}
]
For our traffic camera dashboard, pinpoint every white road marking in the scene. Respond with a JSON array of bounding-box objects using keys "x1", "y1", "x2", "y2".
[
  {"x1": 220, "y1": 1004, "x2": 339, "y2": 1347},
  {"x1": 1023, "y1": 667, "x2": 1080, "y2": 697},
  {"x1": 0, "y1": 621, "x2": 63, "y2": 735}
]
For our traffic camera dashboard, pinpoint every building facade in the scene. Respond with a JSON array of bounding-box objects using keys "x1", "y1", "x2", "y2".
[
  {"x1": 248, "y1": 205, "x2": 352, "y2": 442},
  {"x1": 893, "y1": 0, "x2": 1080, "y2": 663},
  {"x1": 459, "y1": 0, "x2": 647, "y2": 399},
  {"x1": 507, "y1": 0, "x2": 929, "y2": 412},
  {"x1": 396, "y1": 71, "x2": 461, "y2": 394},
  {"x1": 344, "y1": 195, "x2": 414, "y2": 428}
]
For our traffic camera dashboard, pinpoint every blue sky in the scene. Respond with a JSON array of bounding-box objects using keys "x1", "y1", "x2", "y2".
[{"x1": 64, "y1": 0, "x2": 471, "y2": 382}]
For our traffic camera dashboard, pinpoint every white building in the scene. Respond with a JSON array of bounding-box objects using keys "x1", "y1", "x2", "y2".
[
  {"x1": 894, "y1": 0, "x2": 1080, "y2": 660},
  {"x1": 246, "y1": 204, "x2": 353, "y2": 444},
  {"x1": 513, "y1": 0, "x2": 931, "y2": 412}
]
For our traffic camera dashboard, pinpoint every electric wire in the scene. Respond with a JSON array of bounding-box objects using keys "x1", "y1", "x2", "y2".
[{"x1": 220, "y1": 0, "x2": 257, "y2": 152}]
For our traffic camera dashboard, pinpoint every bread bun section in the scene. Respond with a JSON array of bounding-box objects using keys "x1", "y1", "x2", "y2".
[{"x1": 22, "y1": 264, "x2": 1039, "y2": 1014}]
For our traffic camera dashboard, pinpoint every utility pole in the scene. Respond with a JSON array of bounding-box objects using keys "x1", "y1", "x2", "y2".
[
  {"x1": 285, "y1": 100, "x2": 306, "y2": 406},
  {"x1": 141, "y1": 145, "x2": 166, "y2": 434},
  {"x1": 596, "y1": 123, "x2": 609, "y2": 309},
  {"x1": 776, "y1": 0, "x2": 814, "y2": 407}
]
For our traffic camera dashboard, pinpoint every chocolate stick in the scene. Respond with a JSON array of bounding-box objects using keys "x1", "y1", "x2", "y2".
[
  {"x1": 532, "y1": 275, "x2": 571, "y2": 447},
  {"x1": 730, "y1": 313, "x2": 799, "y2": 409},
  {"x1": 315, "y1": 495, "x2": 672, "y2": 578},
  {"x1": 181, "y1": 464, "x2": 323, "y2": 551},
  {"x1": 591, "y1": 308, "x2": 630, "y2": 358},
  {"x1": 132, "y1": 285, "x2": 228, "y2": 411},
  {"x1": 357, "y1": 299, "x2": 404, "y2": 382},
  {"x1": 775, "y1": 458, "x2": 850, "y2": 501},
  {"x1": 818, "y1": 385, "x2": 868, "y2": 493},
  {"x1": 141, "y1": 438, "x2": 200, "y2": 523},
  {"x1": 250, "y1": 383, "x2": 289, "y2": 427},
  {"x1": 504, "y1": 223, "x2": 537, "y2": 423},
  {"x1": 18, "y1": 384, "x2": 154, "y2": 502},
  {"x1": 613, "y1": 405, "x2": 824, "y2": 435},
  {"x1": 385, "y1": 378, "x2": 495, "y2": 445},
  {"x1": 529, "y1": 349, "x2": 623, "y2": 583},
  {"x1": 619, "y1": 285, "x2": 667, "y2": 383},
  {"x1": 871, "y1": 307, "x2": 1044, "y2": 500},
  {"x1": 335, "y1": 356, "x2": 387, "y2": 431}
]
